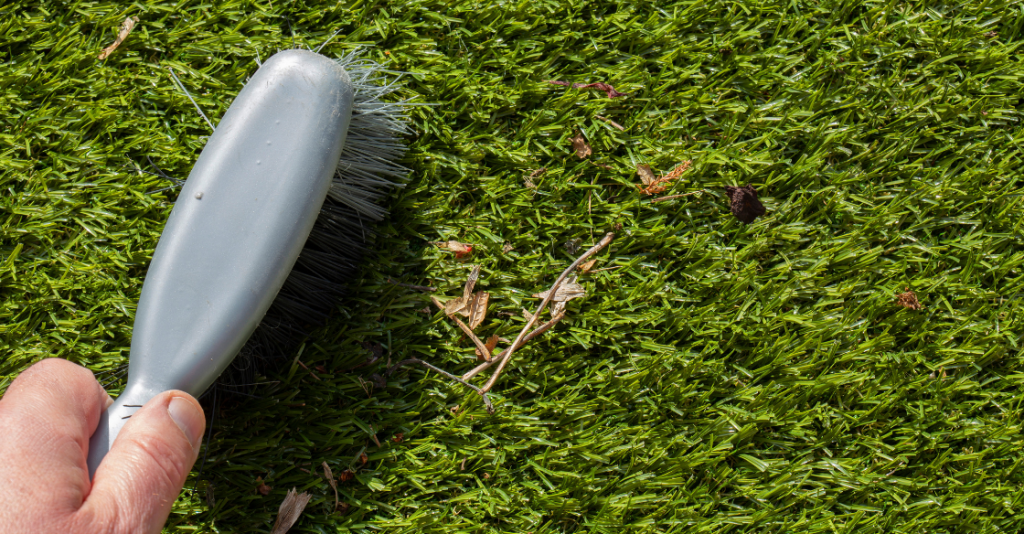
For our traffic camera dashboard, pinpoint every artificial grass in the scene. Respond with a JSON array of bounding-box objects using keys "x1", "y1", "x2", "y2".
[{"x1": 2, "y1": 0, "x2": 1024, "y2": 532}]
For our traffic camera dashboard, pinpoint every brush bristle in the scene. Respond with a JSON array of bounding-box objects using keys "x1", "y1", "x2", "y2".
[
  {"x1": 153, "y1": 50, "x2": 412, "y2": 393},
  {"x1": 218, "y1": 51, "x2": 412, "y2": 390}
]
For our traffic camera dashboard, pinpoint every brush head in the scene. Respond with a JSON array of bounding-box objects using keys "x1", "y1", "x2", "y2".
[
  {"x1": 89, "y1": 49, "x2": 410, "y2": 477},
  {"x1": 222, "y1": 50, "x2": 411, "y2": 390}
]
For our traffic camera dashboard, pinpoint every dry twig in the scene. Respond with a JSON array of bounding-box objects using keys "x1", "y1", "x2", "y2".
[{"x1": 481, "y1": 232, "x2": 615, "y2": 392}]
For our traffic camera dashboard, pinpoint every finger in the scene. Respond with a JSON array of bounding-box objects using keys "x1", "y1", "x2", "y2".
[
  {"x1": 77, "y1": 391, "x2": 204, "y2": 534},
  {"x1": 0, "y1": 358, "x2": 110, "y2": 515}
]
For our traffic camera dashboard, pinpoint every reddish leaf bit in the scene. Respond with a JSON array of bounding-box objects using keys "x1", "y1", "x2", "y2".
[
  {"x1": 436, "y1": 240, "x2": 474, "y2": 259},
  {"x1": 476, "y1": 334, "x2": 500, "y2": 361},
  {"x1": 546, "y1": 80, "x2": 628, "y2": 98},
  {"x1": 392, "y1": 432, "x2": 405, "y2": 443},
  {"x1": 339, "y1": 469, "x2": 355, "y2": 482},
  {"x1": 724, "y1": 184, "x2": 766, "y2": 223},
  {"x1": 896, "y1": 289, "x2": 923, "y2": 310},
  {"x1": 337, "y1": 502, "x2": 351, "y2": 514},
  {"x1": 359, "y1": 452, "x2": 369, "y2": 465},
  {"x1": 256, "y1": 477, "x2": 272, "y2": 496}
]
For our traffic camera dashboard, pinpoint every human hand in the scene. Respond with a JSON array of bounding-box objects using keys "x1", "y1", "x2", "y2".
[{"x1": 0, "y1": 358, "x2": 206, "y2": 533}]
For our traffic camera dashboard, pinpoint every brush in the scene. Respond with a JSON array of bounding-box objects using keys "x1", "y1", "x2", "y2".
[{"x1": 86, "y1": 48, "x2": 409, "y2": 478}]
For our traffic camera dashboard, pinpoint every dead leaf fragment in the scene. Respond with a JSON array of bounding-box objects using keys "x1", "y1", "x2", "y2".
[
  {"x1": 438, "y1": 265, "x2": 485, "y2": 319},
  {"x1": 98, "y1": 16, "x2": 139, "y2": 60},
  {"x1": 546, "y1": 80, "x2": 628, "y2": 98},
  {"x1": 322, "y1": 462, "x2": 339, "y2": 510},
  {"x1": 636, "y1": 164, "x2": 657, "y2": 187},
  {"x1": 638, "y1": 161, "x2": 692, "y2": 195},
  {"x1": 570, "y1": 131, "x2": 592, "y2": 159},
  {"x1": 339, "y1": 469, "x2": 355, "y2": 482},
  {"x1": 579, "y1": 259, "x2": 597, "y2": 274},
  {"x1": 337, "y1": 502, "x2": 351, "y2": 514},
  {"x1": 256, "y1": 477, "x2": 272, "y2": 496},
  {"x1": 360, "y1": 452, "x2": 369, "y2": 465},
  {"x1": 435, "y1": 240, "x2": 474, "y2": 259},
  {"x1": 392, "y1": 432, "x2": 405, "y2": 443},
  {"x1": 271, "y1": 488, "x2": 312, "y2": 534},
  {"x1": 467, "y1": 291, "x2": 490, "y2": 329},
  {"x1": 525, "y1": 167, "x2": 546, "y2": 188},
  {"x1": 476, "y1": 334, "x2": 500, "y2": 361},
  {"x1": 896, "y1": 288, "x2": 922, "y2": 310},
  {"x1": 724, "y1": 184, "x2": 766, "y2": 223},
  {"x1": 533, "y1": 276, "x2": 586, "y2": 303}
]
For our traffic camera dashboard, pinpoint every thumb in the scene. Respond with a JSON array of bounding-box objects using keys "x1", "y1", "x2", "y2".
[{"x1": 79, "y1": 391, "x2": 205, "y2": 534}]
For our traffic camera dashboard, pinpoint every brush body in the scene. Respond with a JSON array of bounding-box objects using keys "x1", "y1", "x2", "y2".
[{"x1": 87, "y1": 50, "x2": 354, "y2": 477}]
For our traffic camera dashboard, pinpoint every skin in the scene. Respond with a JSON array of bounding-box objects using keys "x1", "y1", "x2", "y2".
[{"x1": 0, "y1": 358, "x2": 205, "y2": 534}]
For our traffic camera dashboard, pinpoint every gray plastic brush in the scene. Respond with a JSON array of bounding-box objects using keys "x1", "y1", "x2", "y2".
[{"x1": 86, "y1": 49, "x2": 409, "y2": 478}]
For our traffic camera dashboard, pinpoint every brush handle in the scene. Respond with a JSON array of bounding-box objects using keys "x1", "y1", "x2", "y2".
[{"x1": 87, "y1": 50, "x2": 354, "y2": 478}]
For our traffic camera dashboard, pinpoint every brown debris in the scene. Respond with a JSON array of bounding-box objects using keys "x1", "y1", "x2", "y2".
[
  {"x1": 579, "y1": 259, "x2": 598, "y2": 274},
  {"x1": 724, "y1": 184, "x2": 766, "y2": 223},
  {"x1": 638, "y1": 161, "x2": 692, "y2": 195},
  {"x1": 532, "y1": 276, "x2": 586, "y2": 304},
  {"x1": 98, "y1": 16, "x2": 139, "y2": 60},
  {"x1": 524, "y1": 167, "x2": 546, "y2": 188},
  {"x1": 570, "y1": 131, "x2": 592, "y2": 159},
  {"x1": 256, "y1": 477, "x2": 272, "y2": 496},
  {"x1": 392, "y1": 432, "x2": 405, "y2": 443},
  {"x1": 896, "y1": 288, "x2": 923, "y2": 310},
  {"x1": 339, "y1": 469, "x2": 355, "y2": 482},
  {"x1": 476, "y1": 334, "x2": 500, "y2": 361},
  {"x1": 546, "y1": 80, "x2": 628, "y2": 98},
  {"x1": 435, "y1": 240, "x2": 474, "y2": 259},
  {"x1": 322, "y1": 462, "x2": 339, "y2": 511},
  {"x1": 359, "y1": 452, "x2": 369, "y2": 465},
  {"x1": 270, "y1": 488, "x2": 312, "y2": 534},
  {"x1": 467, "y1": 291, "x2": 490, "y2": 329},
  {"x1": 596, "y1": 114, "x2": 625, "y2": 130}
]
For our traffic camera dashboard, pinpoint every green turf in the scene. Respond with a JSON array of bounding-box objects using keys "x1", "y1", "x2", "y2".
[{"x1": 3, "y1": 0, "x2": 1024, "y2": 532}]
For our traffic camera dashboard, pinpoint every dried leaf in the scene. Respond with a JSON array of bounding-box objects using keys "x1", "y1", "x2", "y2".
[
  {"x1": 98, "y1": 16, "x2": 139, "y2": 60},
  {"x1": 467, "y1": 291, "x2": 490, "y2": 329},
  {"x1": 339, "y1": 469, "x2": 355, "y2": 482},
  {"x1": 579, "y1": 259, "x2": 597, "y2": 274},
  {"x1": 639, "y1": 161, "x2": 692, "y2": 195},
  {"x1": 360, "y1": 452, "x2": 369, "y2": 465},
  {"x1": 337, "y1": 502, "x2": 351, "y2": 514},
  {"x1": 636, "y1": 164, "x2": 656, "y2": 186},
  {"x1": 570, "y1": 131, "x2": 592, "y2": 159},
  {"x1": 271, "y1": 488, "x2": 312, "y2": 534},
  {"x1": 522, "y1": 308, "x2": 534, "y2": 322},
  {"x1": 896, "y1": 289, "x2": 923, "y2": 310},
  {"x1": 502, "y1": 242, "x2": 515, "y2": 253},
  {"x1": 525, "y1": 167, "x2": 546, "y2": 188},
  {"x1": 476, "y1": 334, "x2": 500, "y2": 361},
  {"x1": 435, "y1": 240, "x2": 474, "y2": 259},
  {"x1": 256, "y1": 478, "x2": 272, "y2": 496},
  {"x1": 546, "y1": 80, "x2": 628, "y2": 98},
  {"x1": 596, "y1": 114, "x2": 626, "y2": 130},
  {"x1": 392, "y1": 432, "x2": 405, "y2": 443},
  {"x1": 533, "y1": 276, "x2": 586, "y2": 303},
  {"x1": 463, "y1": 265, "x2": 480, "y2": 300},
  {"x1": 322, "y1": 462, "x2": 339, "y2": 510},
  {"x1": 724, "y1": 184, "x2": 767, "y2": 223}
]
